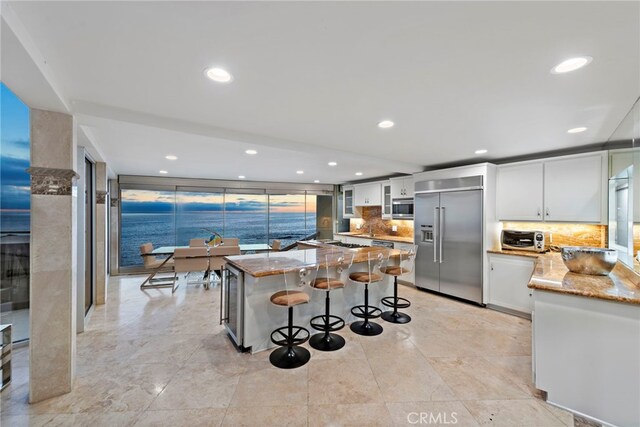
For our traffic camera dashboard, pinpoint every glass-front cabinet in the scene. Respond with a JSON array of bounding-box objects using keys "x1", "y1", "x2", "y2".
[
  {"x1": 343, "y1": 186, "x2": 354, "y2": 218},
  {"x1": 382, "y1": 181, "x2": 392, "y2": 219}
]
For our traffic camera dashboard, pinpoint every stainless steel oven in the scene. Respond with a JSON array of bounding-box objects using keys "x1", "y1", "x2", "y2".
[{"x1": 392, "y1": 198, "x2": 414, "y2": 219}]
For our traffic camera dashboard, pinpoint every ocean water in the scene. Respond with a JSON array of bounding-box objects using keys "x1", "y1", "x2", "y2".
[
  {"x1": 0, "y1": 211, "x2": 30, "y2": 232},
  {"x1": 0, "y1": 211, "x2": 315, "y2": 267},
  {"x1": 121, "y1": 211, "x2": 315, "y2": 267}
]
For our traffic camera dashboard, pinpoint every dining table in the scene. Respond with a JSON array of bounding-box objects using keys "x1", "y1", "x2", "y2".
[{"x1": 139, "y1": 243, "x2": 273, "y2": 291}]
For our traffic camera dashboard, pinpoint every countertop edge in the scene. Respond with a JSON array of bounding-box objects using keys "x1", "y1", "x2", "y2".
[
  {"x1": 527, "y1": 280, "x2": 640, "y2": 305},
  {"x1": 336, "y1": 232, "x2": 414, "y2": 244}
]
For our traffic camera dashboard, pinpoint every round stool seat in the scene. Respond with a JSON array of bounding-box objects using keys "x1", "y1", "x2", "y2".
[
  {"x1": 270, "y1": 290, "x2": 310, "y2": 307},
  {"x1": 380, "y1": 266, "x2": 410, "y2": 276},
  {"x1": 349, "y1": 272, "x2": 382, "y2": 283},
  {"x1": 311, "y1": 277, "x2": 345, "y2": 290}
]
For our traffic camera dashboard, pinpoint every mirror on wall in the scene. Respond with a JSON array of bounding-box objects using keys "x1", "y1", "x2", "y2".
[{"x1": 608, "y1": 97, "x2": 640, "y2": 269}]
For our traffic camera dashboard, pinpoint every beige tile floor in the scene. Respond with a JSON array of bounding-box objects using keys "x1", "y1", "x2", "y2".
[{"x1": 1, "y1": 274, "x2": 580, "y2": 426}]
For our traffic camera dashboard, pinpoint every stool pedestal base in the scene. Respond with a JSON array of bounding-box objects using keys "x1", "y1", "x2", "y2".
[
  {"x1": 269, "y1": 346, "x2": 310, "y2": 369},
  {"x1": 381, "y1": 310, "x2": 411, "y2": 324},
  {"x1": 309, "y1": 332, "x2": 345, "y2": 351},
  {"x1": 350, "y1": 320, "x2": 383, "y2": 336}
]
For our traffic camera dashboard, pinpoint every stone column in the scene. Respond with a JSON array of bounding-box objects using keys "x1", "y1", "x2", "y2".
[
  {"x1": 28, "y1": 109, "x2": 78, "y2": 403},
  {"x1": 95, "y1": 162, "x2": 108, "y2": 305},
  {"x1": 109, "y1": 179, "x2": 120, "y2": 274}
]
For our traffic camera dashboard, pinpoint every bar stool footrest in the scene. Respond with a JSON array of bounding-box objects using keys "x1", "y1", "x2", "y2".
[
  {"x1": 310, "y1": 314, "x2": 345, "y2": 332},
  {"x1": 350, "y1": 304, "x2": 382, "y2": 319},
  {"x1": 270, "y1": 326, "x2": 310, "y2": 347},
  {"x1": 381, "y1": 296, "x2": 411, "y2": 309}
]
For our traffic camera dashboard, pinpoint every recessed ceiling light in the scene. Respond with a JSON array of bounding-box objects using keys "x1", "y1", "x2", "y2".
[
  {"x1": 245, "y1": 149, "x2": 257, "y2": 155},
  {"x1": 205, "y1": 67, "x2": 233, "y2": 83},
  {"x1": 475, "y1": 149, "x2": 488, "y2": 155},
  {"x1": 238, "y1": 175, "x2": 245, "y2": 179},
  {"x1": 296, "y1": 170, "x2": 304, "y2": 174},
  {"x1": 314, "y1": 180, "x2": 320, "y2": 183},
  {"x1": 355, "y1": 172, "x2": 363, "y2": 176},
  {"x1": 377, "y1": 120, "x2": 394, "y2": 129},
  {"x1": 159, "y1": 170, "x2": 168, "y2": 174},
  {"x1": 567, "y1": 127, "x2": 587, "y2": 134},
  {"x1": 328, "y1": 161, "x2": 337, "y2": 166},
  {"x1": 551, "y1": 56, "x2": 593, "y2": 74},
  {"x1": 165, "y1": 155, "x2": 178, "y2": 160}
]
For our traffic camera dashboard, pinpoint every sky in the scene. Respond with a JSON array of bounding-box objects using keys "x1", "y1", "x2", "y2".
[
  {"x1": 0, "y1": 82, "x2": 31, "y2": 211},
  {"x1": 121, "y1": 190, "x2": 315, "y2": 213}
]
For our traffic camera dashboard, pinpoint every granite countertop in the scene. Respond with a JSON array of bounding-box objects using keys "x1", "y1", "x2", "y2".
[
  {"x1": 225, "y1": 244, "x2": 404, "y2": 278},
  {"x1": 487, "y1": 248, "x2": 542, "y2": 259},
  {"x1": 490, "y1": 249, "x2": 640, "y2": 305},
  {"x1": 336, "y1": 232, "x2": 414, "y2": 244}
]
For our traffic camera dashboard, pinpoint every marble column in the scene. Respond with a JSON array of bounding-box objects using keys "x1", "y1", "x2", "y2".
[
  {"x1": 28, "y1": 109, "x2": 78, "y2": 403},
  {"x1": 109, "y1": 179, "x2": 119, "y2": 274},
  {"x1": 95, "y1": 162, "x2": 108, "y2": 305}
]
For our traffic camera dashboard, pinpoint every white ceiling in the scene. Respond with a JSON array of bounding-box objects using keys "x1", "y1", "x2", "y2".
[{"x1": 3, "y1": 1, "x2": 639, "y2": 183}]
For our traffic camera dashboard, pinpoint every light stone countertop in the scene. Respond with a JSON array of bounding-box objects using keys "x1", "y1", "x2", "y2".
[
  {"x1": 225, "y1": 244, "x2": 404, "y2": 278},
  {"x1": 488, "y1": 249, "x2": 640, "y2": 305}
]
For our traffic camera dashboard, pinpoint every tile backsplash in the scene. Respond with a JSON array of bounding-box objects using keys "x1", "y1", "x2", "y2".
[
  {"x1": 502, "y1": 222, "x2": 608, "y2": 248},
  {"x1": 349, "y1": 206, "x2": 414, "y2": 238}
]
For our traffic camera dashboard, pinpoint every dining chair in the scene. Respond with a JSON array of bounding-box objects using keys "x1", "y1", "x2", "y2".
[
  {"x1": 271, "y1": 239, "x2": 281, "y2": 251},
  {"x1": 209, "y1": 244, "x2": 241, "y2": 282},
  {"x1": 173, "y1": 247, "x2": 210, "y2": 290},
  {"x1": 220, "y1": 237, "x2": 239, "y2": 246},
  {"x1": 139, "y1": 242, "x2": 174, "y2": 269},
  {"x1": 189, "y1": 238, "x2": 207, "y2": 247}
]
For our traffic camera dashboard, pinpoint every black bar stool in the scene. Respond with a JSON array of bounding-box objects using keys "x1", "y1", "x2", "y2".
[
  {"x1": 349, "y1": 250, "x2": 390, "y2": 336},
  {"x1": 309, "y1": 251, "x2": 354, "y2": 351},
  {"x1": 381, "y1": 245, "x2": 418, "y2": 324},
  {"x1": 269, "y1": 267, "x2": 312, "y2": 369}
]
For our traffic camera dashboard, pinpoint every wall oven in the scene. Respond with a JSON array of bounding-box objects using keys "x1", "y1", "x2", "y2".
[{"x1": 392, "y1": 198, "x2": 414, "y2": 219}]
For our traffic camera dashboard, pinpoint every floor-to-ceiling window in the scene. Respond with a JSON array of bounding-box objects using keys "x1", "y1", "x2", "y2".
[
  {"x1": 0, "y1": 83, "x2": 31, "y2": 342},
  {"x1": 117, "y1": 182, "x2": 330, "y2": 272},
  {"x1": 176, "y1": 189, "x2": 224, "y2": 245},
  {"x1": 120, "y1": 188, "x2": 176, "y2": 268}
]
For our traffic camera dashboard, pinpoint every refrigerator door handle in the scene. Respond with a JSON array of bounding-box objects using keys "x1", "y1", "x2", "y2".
[
  {"x1": 439, "y1": 206, "x2": 445, "y2": 263},
  {"x1": 433, "y1": 207, "x2": 439, "y2": 263}
]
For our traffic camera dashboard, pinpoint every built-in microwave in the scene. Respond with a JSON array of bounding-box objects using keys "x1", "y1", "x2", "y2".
[{"x1": 392, "y1": 198, "x2": 414, "y2": 219}]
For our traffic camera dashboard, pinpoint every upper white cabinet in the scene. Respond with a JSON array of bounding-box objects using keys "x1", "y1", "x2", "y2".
[
  {"x1": 544, "y1": 154, "x2": 604, "y2": 222},
  {"x1": 381, "y1": 181, "x2": 392, "y2": 219},
  {"x1": 497, "y1": 152, "x2": 607, "y2": 223},
  {"x1": 391, "y1": 176, "x2": 414, "y2": 199},
  {"x1": 343, "y1": 186, "x2": 355, "y2": 218},
  {"x1": 354, "y1": 182, "x2": 382, "y2": 206},
  {"x1": 497, "y1": 162, "x2": 544, "y2": 221}
]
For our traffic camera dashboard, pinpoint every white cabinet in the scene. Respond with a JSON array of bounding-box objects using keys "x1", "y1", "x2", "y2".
[
  {"x1": 488, "y1": 253, "x2": 536, "y2": 317},
  {"x1": 496, "y1": 152, "x2": 606, "y2": 223},
  {"x1": 381, "y1": 181, "x2": 392, "y2": 219},
  {"x1": 343, "y1": 186, "x2": 355, "y2": 218},
  {"x1": 391, "y1": 176, "x2": 414, "y2": 199},
  {"x1": 497, "y1": 162, "x2": 544, "y2": 221},
  {"x1": 543, "y1": 154, "x2": 604, "y2": 222},
  {"x1": 354, "y1": 182, "x2": 381, "y2": 206}
]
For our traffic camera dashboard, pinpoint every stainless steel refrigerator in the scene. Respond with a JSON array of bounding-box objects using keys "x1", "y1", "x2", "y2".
[{"x1": 414, "y1": 177, "x2": 483, "y2": 304}]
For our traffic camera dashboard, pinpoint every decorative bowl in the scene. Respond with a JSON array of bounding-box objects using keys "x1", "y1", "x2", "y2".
[{"x1": 560, "y1": 246, "x2": 617, "y2": 276}]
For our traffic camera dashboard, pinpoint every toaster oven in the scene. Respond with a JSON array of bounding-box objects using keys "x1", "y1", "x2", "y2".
[{"x1": 501, "y1": 230, "x2": 548, "y2": 252}]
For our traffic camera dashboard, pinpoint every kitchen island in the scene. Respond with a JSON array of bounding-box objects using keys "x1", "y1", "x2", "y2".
[
  {"x1": 528, "y1": 253, "x2": 640, "y2": 427},
  {"x1": 222, "y1": 243, "x2": 402, "y2": 353}
]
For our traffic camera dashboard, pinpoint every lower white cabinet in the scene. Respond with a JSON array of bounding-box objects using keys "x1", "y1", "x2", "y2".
[{"x1": 488, "y1": 253, "x2": 536, "y2": 317}]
